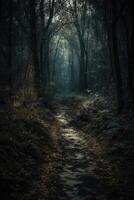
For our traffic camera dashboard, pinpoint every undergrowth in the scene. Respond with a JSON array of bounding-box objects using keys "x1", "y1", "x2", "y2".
[
  {"x1": 69, "y1": 95, "x2": 134, "y2": 200},
  {"x1": 0, "y1": 102, "x2": 61, "y2": 200}
]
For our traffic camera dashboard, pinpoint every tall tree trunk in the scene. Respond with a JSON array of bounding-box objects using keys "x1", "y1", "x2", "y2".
[
  {"x1": 39, "y1": 0, "x2": 55, "y2": 94},
  {"x1": 29, "y1": 0, "x2": 41, "y2": 97},
  {"x1": 70, "y1": 47, "x2": 75, "y2": 92},
  {"x1": 112, "y1": 0, "x2": 124, "y2": 111},
  {"x1": 77, "y1": 31, "x2": 88, "y2": 93},
  {"x1": 73, "y1": 0, "x2": 88, "y2": 93},
  {"x1": 127, "y1": 0, "x2": 134, "y2": 108},
  {"x1": 42, "y1": 35, "x2": 50, "y2": 90},
  {"x1": 52, "y1": 38, "x2": 60, "y2": 82},
  {"x1": 0, "y1": 0, "x2": 2, "y2": 22},
  {"x1": 8, "y1": 0, "x2": 13, "y2": 97}
]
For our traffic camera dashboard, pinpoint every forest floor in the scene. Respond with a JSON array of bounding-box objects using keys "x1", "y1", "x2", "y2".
[
  {"x1": 56, "y1": 95, "x2": 134, "y2": 200},
  {"x1": 0, "y1": 101, "x2": 62, "y2": 200},
  {"x1": 56, "y1": 105, "x2": 107, "y2": 200},
  {"x1": 0, "y1": 95, "x2": 134, "y2": 200}
]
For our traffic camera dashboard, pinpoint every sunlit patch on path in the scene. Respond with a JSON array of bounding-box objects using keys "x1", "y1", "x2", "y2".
[{"x1": 56, "y1": 106, "x2": 106, "y2": 200}]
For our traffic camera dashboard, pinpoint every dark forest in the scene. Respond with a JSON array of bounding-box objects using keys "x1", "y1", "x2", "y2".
[{"x1": 0, "y1": 0, "x2": 134, "y2": 200}]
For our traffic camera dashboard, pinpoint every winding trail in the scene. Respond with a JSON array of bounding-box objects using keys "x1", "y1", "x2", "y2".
[{"x1": 56, "y1": 106, "x2": 106, "y2": 200}]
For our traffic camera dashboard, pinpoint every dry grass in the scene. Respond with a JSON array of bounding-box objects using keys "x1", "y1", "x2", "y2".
[{"x1": 0, "y1": 102, "x2": 61, "y2": 200}]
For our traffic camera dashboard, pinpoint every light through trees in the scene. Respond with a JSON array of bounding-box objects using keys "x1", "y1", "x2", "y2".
[{"x1": 0, "y1": 0, "x2": 133, "y2": 111}]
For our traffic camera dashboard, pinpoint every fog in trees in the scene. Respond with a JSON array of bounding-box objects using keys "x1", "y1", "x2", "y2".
[{"x1": 0, "y1": 0, "x2": 134, "y2": 200}]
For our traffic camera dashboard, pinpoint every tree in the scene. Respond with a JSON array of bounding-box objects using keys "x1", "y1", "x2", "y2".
[{"x1": 29, "y1": 0, "x2": 41, "y2": 96}]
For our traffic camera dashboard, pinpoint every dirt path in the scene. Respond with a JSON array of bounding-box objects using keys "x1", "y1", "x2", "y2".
[{"x1": 56, "y1": 106, "x2": 107, "y2": 200}]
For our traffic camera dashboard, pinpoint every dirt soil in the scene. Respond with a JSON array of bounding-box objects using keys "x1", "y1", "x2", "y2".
[
  {"x1": 1, "y1": 96, "x2": 134, "y2": 200},
  {"x1": 56, "y1": 106, "x2": 107, "y2": 200}
]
